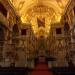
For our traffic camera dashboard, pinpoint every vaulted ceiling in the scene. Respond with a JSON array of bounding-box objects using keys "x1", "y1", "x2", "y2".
[{"x1": 9, "y1": 0, "x2": 71, "y2": 37}]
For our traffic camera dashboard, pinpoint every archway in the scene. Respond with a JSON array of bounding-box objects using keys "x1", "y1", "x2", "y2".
[
  {"x1": 64, "y1": 22, "x2": 70, "y2": 35},
  {"x1": 0, "y1": 23, "x2": 5, "y2": 61},
  {"x1": 11, "y1": 24, "x2": 19, "y2": 66},
  {"x1": 12, "y1": 24, "x2": 19, "y2": 45}
]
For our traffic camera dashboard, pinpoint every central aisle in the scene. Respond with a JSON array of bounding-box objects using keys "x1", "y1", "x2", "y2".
[{"x1": 31, "y1": 57, "x2": 53, "y2": 75}]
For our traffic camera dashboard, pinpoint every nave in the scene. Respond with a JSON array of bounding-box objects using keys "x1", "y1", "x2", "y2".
[{"x1": 0, "y1": 0, "x2": 75, "y2": 75}]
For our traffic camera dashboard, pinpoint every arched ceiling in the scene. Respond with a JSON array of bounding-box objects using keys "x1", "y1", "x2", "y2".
[
  {"x1": 9, "y1": 0, "x2": 70, "y2": 37},
  {"x1": 9, "y1": 0, "x2": 70, "y2": 22}
]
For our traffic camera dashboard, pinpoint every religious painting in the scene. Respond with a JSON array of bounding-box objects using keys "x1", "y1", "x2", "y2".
[{"x1": 37, "y1": 17, "x2": 45, "y2": 27}]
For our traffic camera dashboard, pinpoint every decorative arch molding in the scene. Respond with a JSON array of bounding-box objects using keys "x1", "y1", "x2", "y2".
[{"x1": 23, "y1": 5, "x2": 56, "y2": 22}]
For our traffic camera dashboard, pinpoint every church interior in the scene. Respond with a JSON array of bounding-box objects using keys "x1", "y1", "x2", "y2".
[{"x1": 0, "y1": 0, "x2": 75, "y2": 75}]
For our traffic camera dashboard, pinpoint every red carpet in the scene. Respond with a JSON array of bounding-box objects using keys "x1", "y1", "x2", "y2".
[{"x1": 31, "y1": 57, "x2": 53, "y2": 75}]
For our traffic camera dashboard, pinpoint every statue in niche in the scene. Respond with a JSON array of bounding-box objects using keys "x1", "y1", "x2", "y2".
[{"x1": 64, "y1": 22, "x2": 70, "y2": 34}]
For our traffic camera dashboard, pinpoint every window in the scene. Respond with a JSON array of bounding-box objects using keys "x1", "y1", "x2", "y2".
[
  {"x1": 73, "y1": 7, "x2": 75, "y2": 14},
  {"x1": 56, "y1": 28, "x2": 62, "y2": 34},
  {"x1": 0, "y1": 2, "x2": 7, "y2": 17},
  {"x1": 21, "y1": 29, "x2": 27, "y2": 35}
]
